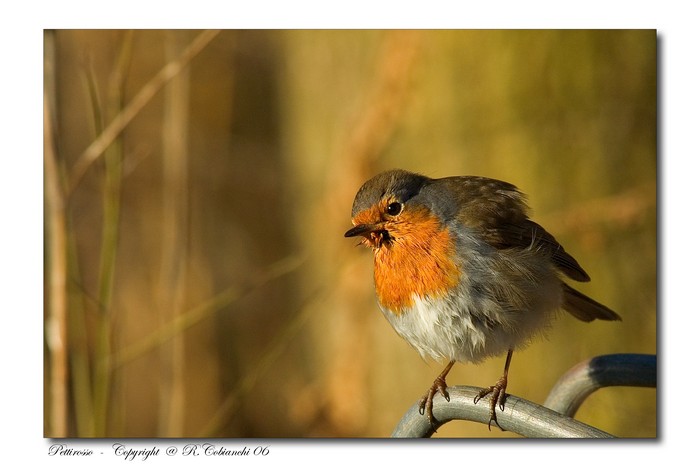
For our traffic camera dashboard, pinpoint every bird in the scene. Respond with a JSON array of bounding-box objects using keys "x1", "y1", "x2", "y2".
[{"x1": 344, "y1": 169, "x2": 621, "y2": 430}]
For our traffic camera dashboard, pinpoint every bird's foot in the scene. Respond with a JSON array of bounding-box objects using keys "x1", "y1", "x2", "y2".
[
  {"x1": 418, "y1": 373, "x2": 450, "y2": 428},
  {"x1": 473, "y1": 375, "x2": 508, "y2": 431}
]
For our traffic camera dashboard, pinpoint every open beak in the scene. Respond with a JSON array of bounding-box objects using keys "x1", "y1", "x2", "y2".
[{"x1": 344, "y1": 222, "x2": 384, "y2": 238}]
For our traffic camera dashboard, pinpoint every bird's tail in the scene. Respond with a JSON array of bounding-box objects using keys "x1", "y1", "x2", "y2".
[{"x1": 562, "y1": 283, "x2": 622, "y2": 322}]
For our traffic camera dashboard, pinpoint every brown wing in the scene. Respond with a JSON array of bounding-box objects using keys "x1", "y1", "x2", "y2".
[
  {"x1": 500, "y1": 219, "x2": 591, "y2": 282},
  {"x1": 441, "y1": 176, "x2": 590, "y2": 282}
]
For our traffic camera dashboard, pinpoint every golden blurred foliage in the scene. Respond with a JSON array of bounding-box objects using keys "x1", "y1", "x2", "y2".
[{"x1": 44, "y1": 29, "x2": 656, "y2": 438}]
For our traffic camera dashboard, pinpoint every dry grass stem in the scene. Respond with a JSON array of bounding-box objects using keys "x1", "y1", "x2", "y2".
[
  {"x1": 68, "y1": 29, "x2": 220, "y2": 194},
  {"x1": 44, "y1": 91, "x2": 68, "y2": 437}
]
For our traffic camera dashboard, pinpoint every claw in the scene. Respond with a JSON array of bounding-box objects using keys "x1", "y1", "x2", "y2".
[
  {"x1": 474, "y1": 376, "x2": 508, "y2": 430},
  {"x1": 473, "y1": 349, "x2": 514, "y2": 431},
  {"x1": 438, "y1": 383, "x2": 450, "y2": 402},
  {"x1": 418, "y1": 361, "x2": 455, "y2": 428}
]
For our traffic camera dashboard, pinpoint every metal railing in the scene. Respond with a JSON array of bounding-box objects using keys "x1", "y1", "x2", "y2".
[{"x1": 392, "y1": 353, "x2": 656, "y2": 438}]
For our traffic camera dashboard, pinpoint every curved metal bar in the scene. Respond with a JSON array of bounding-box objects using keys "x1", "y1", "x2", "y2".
[
  {"x1": 391, "y1": 385, "x2": 614, "y2": 438},
  {"x1": 392, "y1": 354, "x2": 656, "y2": 437},
  {"x1": 543, "y1": 353, "x2": 657, "y2": 417}
]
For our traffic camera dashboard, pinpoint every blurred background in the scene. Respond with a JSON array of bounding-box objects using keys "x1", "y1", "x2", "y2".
[{"x1": 43, "y1": 29, "x2": 656, "y2": 438}]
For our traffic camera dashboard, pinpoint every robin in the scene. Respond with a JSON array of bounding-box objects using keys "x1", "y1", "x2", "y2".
[{"x1": 344, "y1": 169, "x2": 621, "y2": 430}]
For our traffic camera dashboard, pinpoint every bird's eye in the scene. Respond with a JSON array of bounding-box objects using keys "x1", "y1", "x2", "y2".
[{"x1": 386, "y1": 202, "x2": 403, "y2": 216}]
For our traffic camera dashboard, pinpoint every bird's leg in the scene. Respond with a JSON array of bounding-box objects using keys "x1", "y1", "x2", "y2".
[
  {"x1": 474, "y1": 349, "x2": 513, "y2": 431},
  {"x1": 419, "y1": 360, "x2": 455, "y2": 427}
]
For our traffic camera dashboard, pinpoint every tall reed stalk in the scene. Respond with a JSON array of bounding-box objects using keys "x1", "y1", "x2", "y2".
[
  {"x1": 44, "y1": 30, "x2": 68, "y2": 437},
  {"x1": 157, "y1": 30, "x2": 191, "y2": 437}
]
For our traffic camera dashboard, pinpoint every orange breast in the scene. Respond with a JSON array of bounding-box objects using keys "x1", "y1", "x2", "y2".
[{"x1": 373, "y1": 208, "x2": 460, "y2": 314}]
